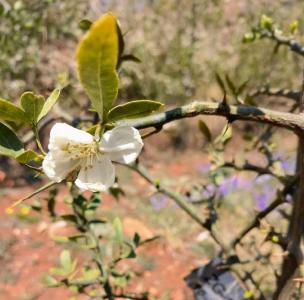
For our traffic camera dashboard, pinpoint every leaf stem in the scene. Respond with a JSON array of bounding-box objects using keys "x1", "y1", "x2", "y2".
[
  {"x1": 9, "y1": 181, "x2": 56, "y2": 209},
  {"x1": 33, "y1": 125, "x2": 46, "y2": 155}
]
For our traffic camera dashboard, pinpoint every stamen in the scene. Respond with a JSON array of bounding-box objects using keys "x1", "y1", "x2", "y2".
[{"x1": 63, "y1": 141, "x2": 99, "y2": 160}]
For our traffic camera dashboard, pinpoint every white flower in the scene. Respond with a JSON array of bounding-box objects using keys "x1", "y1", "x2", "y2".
[{"x1": 42, "y1": 123, "x2": 143, "y2": 192}]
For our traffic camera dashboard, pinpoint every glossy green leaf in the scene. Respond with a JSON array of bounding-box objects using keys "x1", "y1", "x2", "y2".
[
  {"x1": 0, "y1": 98, "x2": 27, "y2": 123},
  {"x1": 198, "y1": 120, "x2": 212, "y2": 142},
  {"x1": 76, "y1": 13, "x2": 119, "y2": 122},
  {"x1": 16, "y1": 149, "x2": 42, "y2": 164},
  {"x1": 20, "y1": 92, "x2": 45, "y2": 124},
  {"x1": 107, "y1": 100, "x2": 163, "y2": 122},
  {"x1": 0, "y1": 122, "x2": 24, "y2": 158},
  {"x1": 37, "y1": 88, "x2": 61, "y2": 122}
]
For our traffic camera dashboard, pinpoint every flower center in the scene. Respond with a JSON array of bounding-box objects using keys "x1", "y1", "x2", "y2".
[{"x1": 63, "y1": 141, "x2": 98, "y2": 160}]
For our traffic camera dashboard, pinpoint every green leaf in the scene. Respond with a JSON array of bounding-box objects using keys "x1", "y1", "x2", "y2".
[
  {"x1": 0, "y1": 98, "x2": 27, "y2": 123},
  {"x1": 0, "y1": 122, "x2": 24, "y2": 158},
  {"x1": 225, "y1": 74, "x2": 236, "y2": 96},
  {"x1": 120, "y1": 242, "x2": 136, "y2": 259},
  {"x1": 42, "y1": 274, "x2": 60, "y2": 287},
  {"x1": 16, "y1": 149, "x2": 42, "y2": 164},
  {"x1": 244, "y1": 95, "x2": 257, "y2": 106},
  {"x1": 20, "y1": 92, "x2": 45, "y2": 124},
  {"x1": 37, "y1": 88, "x2": 61, "y2": 122},
  {"x1": 139, "y1": 235, "x2": 161, "y2": 246},
  {"x1": 236, "y1": 79, "x2": 250, "y2": 95},
  {"x1": 67, "y1": 234, "x2": 97, "y2": 249},
  {"x1": 120, "y1": 54, "x2": 141, "y2": 64},
  {"x1": 112, "y1": 275, "x2": 128, "y2": 288},
  {"x1": 289, "y1": 20, "x2": 299, "y2": 34},
  {"x1": 79, "y1": 19, "x2": 92, "y2": 30},
  {"x1": 222, "y1": 126, "x2": 232, "y2": 145},
  {"x1": 215, "y1": 125, "x2": 232, "y2": 145},
  {"x1": 113, "y1": 217, "x2": 123, "y2": 244},
  {"x1": 60, "y1": 250, "x2": 74, "y2": 272},
  {"x1": 116, "y1": 21, "x2": 125, "y2": 69},
  {"x1": 0, "y1": 4, "x2": 4, "y2": 16},
  {"x1": 82, "y1": 268, "x2": 100, "y2": 280},
  {"x1": 76, "y1": 13, "x2": 119, "y2": 122},
  {"x1": 215, "y1": 72, "x2": 226, "y2": 93},
  {"x1": 70, "y1": 268, "x2": 101, "y2": 284},
  {"x1": 87, "y1": 124, "x2": 100, "y2": 135},
  {"x1": 242, "y1": 32, "x2": 256, "y2": 43},
  {"x1": 107, "y1": 100, "x2": 163, "y2": 122},
  {"x1": 50, "y1": 267, "x2": 69, "y2": 277},
  {"x1": 133, "y1": 232, "x2": 141, "y2": 247},
  {"x1": 60, "y1": 215, "x2": 78, "y2": 224},
  {"x1": 198, "y1": 120, "x2": 212, "y2": 142},
  {"x1": 260, "y1": 15, "x2": 273, "y2": 31}
]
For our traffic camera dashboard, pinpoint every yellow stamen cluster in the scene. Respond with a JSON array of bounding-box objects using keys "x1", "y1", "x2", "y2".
[{"x1": 63, "y1": 142, "x2": 98, "y2": 160}]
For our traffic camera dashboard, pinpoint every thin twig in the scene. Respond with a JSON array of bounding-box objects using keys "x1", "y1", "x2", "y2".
[
  {"x1": 260, "y1": 30, "x2": 304, "y2": 57},
  {"x1": 249, "y1": 86, "x2": 300, "y2": 102},
  {"x1": 222, "y1": 161, "x2": 288, "y2": 183}
]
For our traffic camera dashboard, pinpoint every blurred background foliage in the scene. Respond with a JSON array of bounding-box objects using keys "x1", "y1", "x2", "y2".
[{"x1": 1, "y1": 0, "x2": 304, "y2": 105}]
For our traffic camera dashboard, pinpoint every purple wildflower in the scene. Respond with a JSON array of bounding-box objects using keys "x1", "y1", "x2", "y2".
[
  {"x1": 198, "y1": 163, "x2": 211, "y2": 173},
  {"x1": 255, "y1": 193, "x2": 269, "y2": 210},
  {"x1": 201, "y1": 184, "x2": 217, "y2": 198},
  {"x1": 150, "y1": 194, "x2": 169, "y2": 211},
  {"x1": 281, "y1": 159, "x2": 295, "y2": 174},
  {"x1": 253, "y1": 175, "x2": 278, "y2": 210},
  {"x1": 273, "y1": 151, "x2": 296, "y2": 174}
]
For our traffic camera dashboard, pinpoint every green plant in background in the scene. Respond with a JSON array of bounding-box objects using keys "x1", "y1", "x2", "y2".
[
  {"x1": 43, "y1": 189, "x2": 153, "y2": 299},
  {"x1": 0, "y1": 0, "x2": 88, "y2": 99}
]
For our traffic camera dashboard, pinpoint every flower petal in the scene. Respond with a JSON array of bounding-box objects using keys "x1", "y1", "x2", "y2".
[
  {"x1": 75, "y1": 156, "x2": 115, "y2": 192},
  {"x1": 48, "y1": 123, "x2": 93, "y2": 151},
  {"x1": 100, "y1": 126, "x2": 143, "y2": 164},
  {"x1": 42, "y1": 152, "x2": 80, "y2": 182}
]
